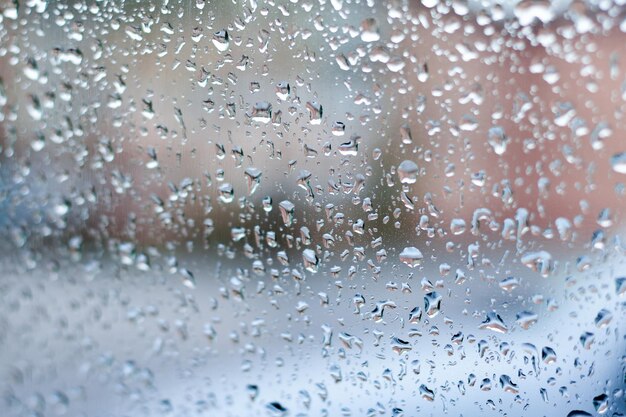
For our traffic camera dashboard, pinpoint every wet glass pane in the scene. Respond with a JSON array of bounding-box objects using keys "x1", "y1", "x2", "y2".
[{"x1": 0, "y1": 1, "x2": 625, "y2": 416}]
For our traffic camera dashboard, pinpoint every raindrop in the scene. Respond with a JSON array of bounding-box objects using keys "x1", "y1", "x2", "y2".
[
  {"x1": 212, "y1": 29, "x2": 229, "y2": 51},
  {"x1": 397, "y1": 160, "x2": 419, "y2": 184},
  {"x1": 399, "y1": 247, "x2": 423, "y2": 268},
  {"x1": 479, "y1": 312, "x2": 508, "y2": 334}
]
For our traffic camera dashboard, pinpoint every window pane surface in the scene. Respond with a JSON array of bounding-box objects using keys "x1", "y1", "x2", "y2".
[{"x1": 0, "y1": 1, "x2": 624, "y2": 416}]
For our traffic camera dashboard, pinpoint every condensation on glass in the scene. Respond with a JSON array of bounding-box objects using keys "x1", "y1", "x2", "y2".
[{"x1": 0, "y1": 0, "x2": 624, "y2": 416}]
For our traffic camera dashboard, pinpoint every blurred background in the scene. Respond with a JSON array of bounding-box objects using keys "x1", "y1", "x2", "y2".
[{"x1": 0, "y1": 0, "x2": 625, "y2": 416}]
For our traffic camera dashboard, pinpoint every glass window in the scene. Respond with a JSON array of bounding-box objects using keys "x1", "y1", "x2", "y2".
[{"x1": 0, "y1": 1, "x2": 624, "y2": 416}]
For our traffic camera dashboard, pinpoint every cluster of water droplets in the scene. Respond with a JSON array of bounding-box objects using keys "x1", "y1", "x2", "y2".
[{"x1": 0, "y1": 0, "x2": 624, "y2": 416}]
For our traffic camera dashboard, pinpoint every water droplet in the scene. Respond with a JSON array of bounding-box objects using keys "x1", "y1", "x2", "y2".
[
  {"x1": 479, "y1": 312, "x2": 508, "y2": 333},
  {"x1": 397, "y1": 160, "x2": 419, "y2": 184},
  {"x1": 487, "y1": 126, "x2": 509, "y2": 155},
  {"x1": 279, "y1": 200, "x2": 295, "y2": 226},
  {"x1": 515, "y1": 311, "x2": 538, "y2": 330},
  {"x1": 302, "y1": 249, "x2": 319, "y2": 273},
  {"x1": 593, "y1": 393, "x2": 609, "y2": 414},
  {"x1": 250, "y1": 101, "x2": 272, "y2": 123},
  {"x1": 424, "y1": 292, "x2": 442, "y2": 318},
  {"x1": 360, "y1": 18, "x2": 380, "y2": 42},
  {"x1": 419, "y1": 384, "x2": 435, "y2": 401},
  {"x1": 275, "y1": 81, "x2": 290, "y2": 100},
  {"x1": 212, "y1": 29, "x2": 229, "y2": 51},
  {"x1": 399, "y1": 246, "x2": 423, "y2": 268},
  {"x1": 306, "y1": 101, "x2": 323, "y2": 125},
  {"x1": 610, "y1": 152, "x2": 626, "y2": 173},
  {"x1": 244, "y1": 167, "x2": 262, "y2": 195}
]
